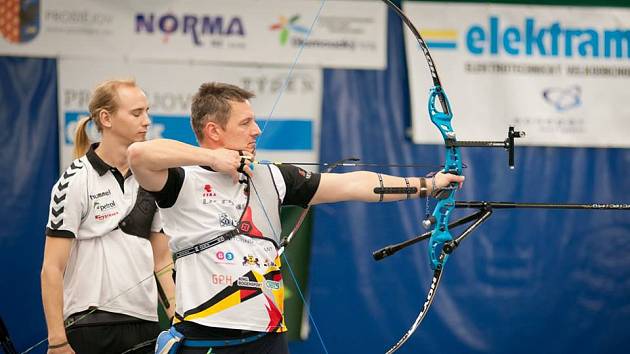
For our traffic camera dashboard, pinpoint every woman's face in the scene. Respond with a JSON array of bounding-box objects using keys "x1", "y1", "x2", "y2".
[{"x1": 106, "y1": 86, "x2": 151, "y2": 145}]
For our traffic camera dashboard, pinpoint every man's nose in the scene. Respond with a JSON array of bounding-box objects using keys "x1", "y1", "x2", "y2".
[{"x1": 252, "y1": 122, "x2": 261, "y2": 137}]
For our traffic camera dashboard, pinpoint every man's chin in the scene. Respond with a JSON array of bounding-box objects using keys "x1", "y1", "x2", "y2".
[{"x1": 243, "y1": 147, "x2": 256, "y2": 156}]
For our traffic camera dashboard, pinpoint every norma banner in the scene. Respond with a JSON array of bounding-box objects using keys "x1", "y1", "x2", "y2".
[
  {"x1": 57, "y1": 58, "x2": 322, "y2": 170},
  {"x1": 1, "y1": 0, "x2": 386, "y2": 69},
  {"x1": 404, "y1": 1, "x2": 630, "y2": 147}
]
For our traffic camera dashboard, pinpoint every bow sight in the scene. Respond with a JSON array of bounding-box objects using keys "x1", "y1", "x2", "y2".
[{"x1": 446, "y1": 126, "x2": 525, "y2": 169}]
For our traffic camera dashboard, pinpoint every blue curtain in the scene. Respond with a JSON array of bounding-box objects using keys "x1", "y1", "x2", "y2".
[{"x1": 0, "y1": 57, "x2": 58, "y2": 353}]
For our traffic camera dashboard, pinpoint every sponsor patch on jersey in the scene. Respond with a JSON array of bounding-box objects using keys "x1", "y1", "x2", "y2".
[
  {"x1": 211, "y1": 274, "x2": 233, "y2": 285},
  {"x1": 264, "y1": 280, "x2": 280, "y2": 290},
  {"x1": 262, "y1": 258, "x2": 279, "y2": 270},
  {"x1": 89, "y1": 189, "x2": 111, "y2": 200},
  {"x1": 219, "y1": 213, "x2": 237, "y2": 227},
  {"x1": 201, "y1": 183, "x2": 217, "y2": 204},
  {"x1": 242, "y1": 255, "x2": 260, "y2": 267},
  {"x1": 214, "y1": 250, "x2": 236, "y2": 264},
  {"x1": 93, "y1": 200, "x2": 119, "y2": 221},
  {"x1": 237, "y1": 277, "x2": 262, "y2": 289}
]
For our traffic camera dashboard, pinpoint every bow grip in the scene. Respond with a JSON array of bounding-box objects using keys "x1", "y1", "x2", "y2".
[
  {"x1": 429, "y1": 229, "x2": 452, "y2": 269},
  {"x1": 428, "y1": 199, "x2": 455, "y2": 269}
]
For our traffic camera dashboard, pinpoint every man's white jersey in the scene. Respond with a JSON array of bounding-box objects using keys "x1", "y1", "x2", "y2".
[{"x1": 155, "y1": 164, "x2": 319, "y2": 333}]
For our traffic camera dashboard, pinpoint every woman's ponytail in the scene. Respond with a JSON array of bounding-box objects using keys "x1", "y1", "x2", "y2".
[
  {"x1": 72, "y1": 79, "x2": 137, "y2": 158},
  {"x1": 73, "y1": 116, "x2": 92, "y2": 158}
]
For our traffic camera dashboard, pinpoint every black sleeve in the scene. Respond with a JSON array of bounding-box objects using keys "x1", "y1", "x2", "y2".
[
  {"x1": 277, "y1": 165, "x2": 321, "y2": 208},
  {"x1": 149, "y1": 167, "x2": 185, "y2": 208},
  {"x1": 45, "y1": 229, "x2": 75, "y2": 238}
]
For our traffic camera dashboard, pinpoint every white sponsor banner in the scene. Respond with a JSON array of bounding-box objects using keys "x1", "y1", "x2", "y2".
[
  {"x1": 58, "y1": 58, "x2": 322, "y2": 170},
  {"x1": 1, "y1": 0, "x2": 386, "y2": 69},
  {"x1": 405, "y1": 1, "x2": 630, "y2": 147}
]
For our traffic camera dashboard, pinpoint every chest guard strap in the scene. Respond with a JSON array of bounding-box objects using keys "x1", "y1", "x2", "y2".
[
  {"x1": 173, "y1": 229, "x2": 241, "y2": 261},
  {"x1": 119, "y1": 188, "x2": 157, "y2": 239}
]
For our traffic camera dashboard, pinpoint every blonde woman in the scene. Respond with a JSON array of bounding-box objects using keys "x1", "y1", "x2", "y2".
[{"x1": 41, "y1": 79, "x2": 175, "y2": 354}]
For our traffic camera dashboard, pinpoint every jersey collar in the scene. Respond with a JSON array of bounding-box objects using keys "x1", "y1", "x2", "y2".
[{"x1": 86, "y1": 143, "x2": 132, "y2": 178}]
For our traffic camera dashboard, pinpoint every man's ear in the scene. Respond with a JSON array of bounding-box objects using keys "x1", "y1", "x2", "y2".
[
  {"x1": 98, "y1": 109, "x2": 112, "y2": 128},
  {"x1": 205, "y1": 121, "x2": 222, "y2": 142}
]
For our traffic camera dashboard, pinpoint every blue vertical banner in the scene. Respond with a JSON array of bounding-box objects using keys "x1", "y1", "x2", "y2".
[{"x1": 0, "y1": 56, "x2": 58, "y2": 353}]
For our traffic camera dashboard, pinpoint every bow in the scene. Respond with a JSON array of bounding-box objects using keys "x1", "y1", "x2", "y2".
[
  {"x1": 375, "y1": 1, "x2": 529, "y2": 352},
  {"x1": 372, "y1": 2, "x2": 630, "y2": 354}
]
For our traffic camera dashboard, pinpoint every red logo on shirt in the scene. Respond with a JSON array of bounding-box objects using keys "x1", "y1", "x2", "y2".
[
  {"x1": 202, "y1": 184, "x2": 217, "y2": 204},
  {"x1": 238, "y1": 207, "x2": 263, "y2": 237}
]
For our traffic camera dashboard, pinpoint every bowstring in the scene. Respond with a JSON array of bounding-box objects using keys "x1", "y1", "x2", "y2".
[
  {"x1": 249, "y1": 178, "x2": 329, "y2": 354},
  {"x1": 251, "y1": 0, "x2": 330, "y2": 352}
]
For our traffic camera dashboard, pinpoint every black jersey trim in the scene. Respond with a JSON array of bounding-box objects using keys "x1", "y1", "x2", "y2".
[
  {"x1": 45, "y1": 228, "x2": 75, "y2": 238},
  {"x1": 151, "y1": 167, "x2": 185, "y2": 208},
  {"x1": 276, "y1": 165, "x2": 321, "y2": 208}
]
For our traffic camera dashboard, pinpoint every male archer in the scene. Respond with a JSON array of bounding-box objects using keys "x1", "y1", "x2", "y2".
[{"x1": 128, "y1": 82, "x2": 464, "y2": 353}]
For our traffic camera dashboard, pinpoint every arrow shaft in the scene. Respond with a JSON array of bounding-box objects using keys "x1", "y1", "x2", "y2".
[{"x1": 455, "y1": 201, "x2": 630, "y2": 210}]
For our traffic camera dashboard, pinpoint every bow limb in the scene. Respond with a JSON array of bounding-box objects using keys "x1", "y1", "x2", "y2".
[
  {"x1": 378, "y1": 0, "x2": 459, "y2": 352},
  {"x1": 385, "y1": 258, "x2": 445, "y2": 354}
]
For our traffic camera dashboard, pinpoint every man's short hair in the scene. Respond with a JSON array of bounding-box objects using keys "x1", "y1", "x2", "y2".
[{"x1": 191, "y1": 82, "x2": 255, "y2": 142}]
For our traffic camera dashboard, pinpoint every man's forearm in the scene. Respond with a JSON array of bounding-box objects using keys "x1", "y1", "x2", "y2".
[
  {"x1": 128, "y1": 139, "x2": 215, "y2": 172},
  {"x1": 129, "y1": 139, "x2": 252, "y2": 190},
  {"x1": 347, "y1": 171, "x2": 430, "y2": 202},
  {"x1": 155, "y1": 267, "x2": 176, "y2": 319},
  {"x1": 151, "y1": 232, "x2": 176, "y2": 318},
  {"x1": 312, "y1": 171, "x2": 464, "y2": 205},
  {"x1": 129, "y1": 139, "x2": 222, "y2": 191}
]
